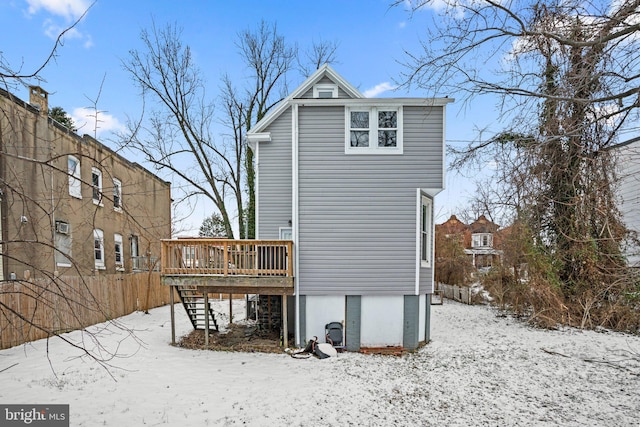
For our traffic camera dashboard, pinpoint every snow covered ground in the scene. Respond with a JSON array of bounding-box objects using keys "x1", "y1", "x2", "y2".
[{"x1": 1, "y1": 299, "x2": 638, "y2": 426}]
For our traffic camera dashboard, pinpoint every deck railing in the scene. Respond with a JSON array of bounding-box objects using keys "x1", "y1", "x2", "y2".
[{"x1": 160, "y1": 239, "x2": 293, "y2": 277}]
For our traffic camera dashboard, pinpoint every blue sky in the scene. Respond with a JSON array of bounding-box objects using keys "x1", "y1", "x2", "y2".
[{"x1": 1, "y1": 0, "x2": 497, "y2": 232}]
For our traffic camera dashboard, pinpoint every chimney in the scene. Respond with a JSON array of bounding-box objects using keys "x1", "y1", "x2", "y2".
[{"x1": 29, "y1": 86, "x2": 48, "y2": 116}]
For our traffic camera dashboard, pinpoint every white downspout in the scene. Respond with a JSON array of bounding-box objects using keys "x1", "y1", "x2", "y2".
[{"x1": 292, "y1": 104, "x2": 300, "y2": 346}]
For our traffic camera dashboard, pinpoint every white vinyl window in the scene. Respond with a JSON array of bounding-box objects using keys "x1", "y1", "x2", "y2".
[
  {"x1": 114, "y1": 233, "x2": 124, "y2": 271},
  {"x1": 345, "y1": 106, "x2": 403, "y2": 154},
  {"x1": 113, "y1": 178, "x2": 122, "y2": 211},
  {"x1": 92, "y1": 167, "x2": 103, "y2": 206},
  {"x1": 313, "y1": 84, "x2": 338, "y2": 99},
  {"x1": 68, "y1": 156, "x2": 82, "y2": 199},
  {"x1": 420, "y1": 195, "x2": 432, "y2": 267},
  {"x1": 94, "y1": 229, "x2": 105, "y2": 270}
]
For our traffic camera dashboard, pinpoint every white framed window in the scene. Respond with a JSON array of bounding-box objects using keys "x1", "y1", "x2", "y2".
[
  {"x1": 113, "y1": 178, "x2": 122, "y2": 211},
  {"x1": 279, "y1": 227, "x2": 292, "y2": 240},
  {"x1": 94, "y1": 229, "x2": 105, "y2": 270},
  {"x1": 54, "y1": 220, "x2": 72, "y2": 267},
  {"x1": 420, "y1": 195, "x2": 432, "y2": 267},
  {"x1": 114, "y1": 233, "x2": 124, "y2": 271},
  {"x1": 313, "y1": 83, "x2": 338, "y2": 99},
  {"x1": 91, "y1": 167, "x2": 103, "y2": 206},
  {"x1": 472, "y1": 233, "x2": 493, "y2": 248},
  {"x1": 345, "y1": 106, "x2": 403, "y2": 154},
  {"x1": 131, "y1": 235, "x2": 140, "y2": 271},
  {"x1": 68, "y1": 155, "x2": 82, "y2": 199}
]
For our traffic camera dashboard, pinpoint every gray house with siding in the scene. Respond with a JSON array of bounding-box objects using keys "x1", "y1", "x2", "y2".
[
  {"x1": 615, "y1": 137, "x2": 640, "y2": 267},
  {"x1": 247, "y1": 65, "x2": 452, "y2": 350}
]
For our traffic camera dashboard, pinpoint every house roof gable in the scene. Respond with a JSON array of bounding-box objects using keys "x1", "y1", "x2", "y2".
[{"x1": 248, "y1": 64, "x2": 363, "y2": 137}]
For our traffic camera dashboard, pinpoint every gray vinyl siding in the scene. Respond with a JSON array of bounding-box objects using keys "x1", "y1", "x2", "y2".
[
  {"x1": 297, "y1": 105, "x2": 443, "y2": 295},
  {"x1": 257, "y1": 107, "x2": 292, "y2": 240},
  {"x1": 617, "y1": 141, "x2": 640, "y2": 266}
]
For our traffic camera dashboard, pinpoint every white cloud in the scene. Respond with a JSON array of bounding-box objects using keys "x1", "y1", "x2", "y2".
[
  {"x1": 26, "y1": 0, "x2": 92, "y2": 46},
  {"x1": 26, "y1": 0, "x2": 91, "y2": 21},
  {"x1": 363, "y1": 82, "x2": 398, "y2": 97},
  {"x1": 71, "y1": 107, "x2": 126, "y2": 137}
]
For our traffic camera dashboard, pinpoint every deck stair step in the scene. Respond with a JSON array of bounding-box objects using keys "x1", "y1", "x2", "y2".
[{"x1": 176, "y1": 285, "x2": 219, "y2": 331}]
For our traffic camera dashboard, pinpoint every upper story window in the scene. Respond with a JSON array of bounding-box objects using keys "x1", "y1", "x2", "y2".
[
  {"x1": 92, "y1": 167, "x2": 103, "y2": 206},
  {"x1": 472, "y1": 233, "x2": 493, "y2": 248},
  {"x1": 94, "y1": 229, "x2": 105, "y2": 270},
  {"x1": 313, "y1": 84, "x2": 338, "y2": 99},
  {"x1": 113, "y1": 178, "x2": 122, "y2": 211},
  {"x1": 68, "y1": 156, "x2": 82, "y2": 199},
  {"x1": 345, "y1": 106, "x2": 403, "y2": 154}
]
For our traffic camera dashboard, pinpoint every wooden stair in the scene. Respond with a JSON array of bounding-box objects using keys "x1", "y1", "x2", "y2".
[{"x1": 176, "y1": 285, "x2": 219, "y2": 331}]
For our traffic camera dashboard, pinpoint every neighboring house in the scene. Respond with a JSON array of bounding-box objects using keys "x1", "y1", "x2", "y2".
[
  {"x1": 467, "y1": 215, "x2": 502, "y2": 269},
  {"x1": 613, "y1": 137, "x2": 640, "y2": 267},
  {"x1": 247, "y1": 65, "x2": 453, "y2": 350},
  {"x1": 436, "y1": 214, "x2": 503, "y2": 270},
  {"x1": 0, "y1": 86, "x2": 172, "y2": 280}
]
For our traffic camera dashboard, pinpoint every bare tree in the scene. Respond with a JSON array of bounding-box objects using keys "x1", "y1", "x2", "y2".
[
  {"x1": 399, "y1": 0, "x2": 640, "y2": 329},
  {"x1": 123, "y1": 20, "x2": 338, "y2": 239},
  {"x1": 297, "y1": 38, "x2": 340, "y2": 78}
]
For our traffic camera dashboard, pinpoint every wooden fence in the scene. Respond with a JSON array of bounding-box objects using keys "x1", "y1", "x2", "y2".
[
  {"x1": 438, "y1": 283, "x2": 473, "y2": 305},
  {"x1": 0, "y1": 272, "x2": 174, "y2": 350}
]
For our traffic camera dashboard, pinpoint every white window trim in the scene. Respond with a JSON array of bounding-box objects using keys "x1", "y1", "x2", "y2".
[
  {"x1": 279, "y1": 227, "x2": 292, "y2": 240},
  {"x1": 313, "y1": 83, "x2": 338, "y2": 99},
  {"x1": 91, "y1": 167, "x2": 103, "y2": 207},
  {"x1": 114, "y1": 233, "x2": 124, "y2": 271},
  {"x1": 113, "y1": 178, "x2": 122, "y2": 212},
  {"x1": 68, "y1": 155, "x2": 82, "y2": 199},
  {"x1": 54, "y1": 227, "x2": 72, "y2": 268},
  {"x1": 472, "y1": 233, "x2": 493, "y2": 248},
  {"x1": 345, "y1": 106, "x2": 403, "y2": 154},
  {"x1": 94, "y1": 229, "x2": 105, "y2": 270},
  {"x1": 420, "y1": 195, "x2": 432, "y2": 268}
]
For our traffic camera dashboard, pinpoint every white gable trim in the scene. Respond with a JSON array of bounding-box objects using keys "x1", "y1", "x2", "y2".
[
  {"x1": 248, "y1": 65, "x2": 363, "y2": 136},
  {"x1": 247, "y1": 132, "x2": 271, "y2": 153}
]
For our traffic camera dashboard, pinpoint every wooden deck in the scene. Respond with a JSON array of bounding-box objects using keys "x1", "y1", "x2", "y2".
[{"x1": 160, "y1": 238, "x2": 295, "y2": 346}]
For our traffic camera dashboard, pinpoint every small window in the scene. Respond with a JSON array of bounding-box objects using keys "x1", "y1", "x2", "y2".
[
  {"x1": 313, "y1": 84, "x2": 338, "y2": 99},
  {"x1": 131, "y1": 235, "x2": 140, "y2": 271},
  {"x1": 68, "y1": 156, "x2": 82, "y2": 199},
  {"x1": 113, "y1": 178, "x2": 122, "y2": 211},
  {"x1": 420, "y1": 196, "x2": 432, "y2": 267},
  {"x1": 114, "y1": 233, "x2": 124, "y2": 271},
  {"x1": 94, "y1": 229, "x2": 105, "y2": 270},
  {"x1": 92, "y1": 167, "x2": 103, "y2": 206},
  {"x1": 345, "y1": 106, "x2": 403, "y2": 154},
  {"x1": 55, "y1": 223, "x2": 72, "y2": 267}
]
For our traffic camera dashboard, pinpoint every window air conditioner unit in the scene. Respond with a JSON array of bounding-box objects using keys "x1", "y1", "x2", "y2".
[{"x1": 55, "y1": 221, "x2": 70, "y2": 234}]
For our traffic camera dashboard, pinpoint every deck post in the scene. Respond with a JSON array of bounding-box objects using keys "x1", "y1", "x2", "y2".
[
  {"x1": 204, "y1": 291, "x2": 210, "y2": 346},
  {"x1": 229, "y1": 294, "x2": 233, "y2": 324},
  {"x1": 170, "y1": 285, "x2": 175, "y2": 345},
  {"x1": 282, "y1": 295, "x2": 288, "y2": 348}
]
